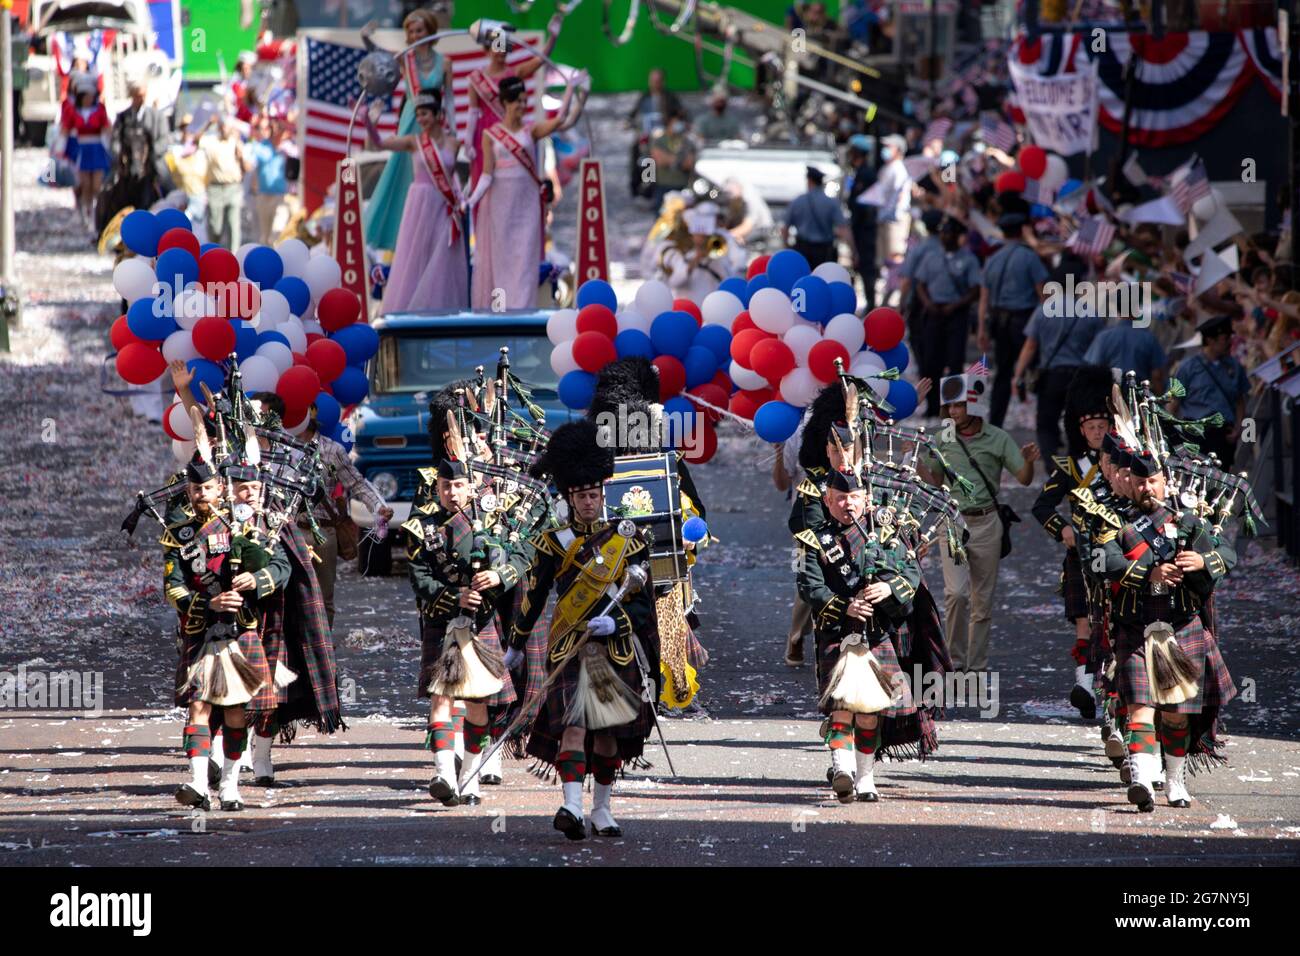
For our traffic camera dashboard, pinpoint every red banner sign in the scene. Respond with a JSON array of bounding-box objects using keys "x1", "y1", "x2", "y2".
[
  {"x1": 575, "y1": 159, "x2": 610, "y2": 284},
  {"x1": 333, "y1": 158, "x2": 369, "y2": 314}
]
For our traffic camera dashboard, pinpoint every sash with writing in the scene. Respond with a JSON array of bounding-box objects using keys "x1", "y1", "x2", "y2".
[
  {"x1": 404, "y1": 50, "x2": 450, "y2": 132},
  {"x1": 470, "y1": 69, "x2": 508, "y2": 125},
  {"x1": 416, "y1": 131, "x2": 463, "y2": 244},
  {"x1": 486, "y1": 123, "x2": 548, "y2": 244}
]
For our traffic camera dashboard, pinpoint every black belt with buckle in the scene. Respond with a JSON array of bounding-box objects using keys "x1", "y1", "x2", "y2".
[{"x1": 961, "y1": 504, "x2": 997, "y2": 517}]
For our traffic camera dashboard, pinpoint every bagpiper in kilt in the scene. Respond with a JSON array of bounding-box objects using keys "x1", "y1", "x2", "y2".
[
  {"x1": 1030, "y1": 365, "x2": 1115, "y2": 721},
  {"x1": 794, "y1": 468, "x2": 923, "y2": 804},
  {"x1": 510, "y1": 420, "x2": 660, "y2": 841}
]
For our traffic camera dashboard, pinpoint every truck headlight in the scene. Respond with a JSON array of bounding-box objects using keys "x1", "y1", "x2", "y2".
[{"x1": 369, "y1": 471, "x2": 399, "y2": 501}]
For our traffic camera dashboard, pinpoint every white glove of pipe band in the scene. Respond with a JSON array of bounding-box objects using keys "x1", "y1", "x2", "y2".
[{"x1": 587, "y1": 615, "x2": 616, "y2": 637}]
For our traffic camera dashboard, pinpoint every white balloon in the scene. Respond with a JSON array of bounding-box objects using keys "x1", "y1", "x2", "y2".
[
  {"x1": 276, "y1": 238, "x2": 310, "y2": 278},
  {"x1": 167, "y1": 402, "x2": 195, "y2": 440},
  {"x1": 866, "y1": 375, "x2": 890, "y2": 401},
  {"x1": 729, "y1": 360, "x2": 769, "y2": 391},
  {"x1": 749, "y1": 287, "x2": 796, "y2": 335},
  {"x1": 113, "y1": 258, "x2": 157, "y2": 303},
  {"x1": 161, "y1": 329, "x2": 200, "y2": 364},
  {"x1": 550, "y1": 340, "x2": 580, "y2": 378},
  {"x1": 259, "y1": 289, "x2": 291, "y2": 327},
  {"x1": 239, "y1": 354, "x2": 280, "y2": 392},
  {"x1": 779, "y1": 367, "x2": 820, "y2": 407},
  {"x1": 171, "y1": 438, "x2": 197, "y2": 464},
  {"x1": 1040, "y1": 154, "x2": 1069, "y2": 194},
  {"x1": 172, "y1": 287, "x2": 212, "y2": 330},
  {"x1": 633, "y1": 280, "x2": 674, "y2": 321},
  {"x1": 278, "y1": 317, "x2": 308, "y2": 354},
  {"x1": 235, "y1": 243, "x2": 258, "y2": 269},
  {"x1": 257, "y1": 341, "x2": 294, "y2": 374},
  {"x1": 1191, "y1": 189, "x2": 1219, "y2": 222},
  {"x1": 309, "y1": 241, "x2": 330, "y2": 258},
  {"x1": 303, "y1": 256, "x2": 343, "y2": 300},
  {"x1": 783, "y1": 324, "x2": 823, "y2": 366},
  {"x1": 811, "y1": 261, "x2": 852, "y2": 286},
  {"x1": 852, "y1": 351, "x2": 886, "y2": 374},
  {"x1": 547, "y1": 308, "x2": 579, "y2": 345},
  {"x1": 616, "y1": 309, "x2": 651, "y2": 335},
  {"x1": 701, "y1": 290, "x2": 743, "y2": 327},
  {"x1": 824, "y1": 313, "x2": 866, "y2": 353},
  {"x1": 301, "y1": 319, "x2": 324, "y2": 336}
]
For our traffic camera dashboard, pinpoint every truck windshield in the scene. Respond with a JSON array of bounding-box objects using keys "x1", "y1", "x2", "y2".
[{"x1": 374, "y1": 332, "x2": 559, "y2": 396}]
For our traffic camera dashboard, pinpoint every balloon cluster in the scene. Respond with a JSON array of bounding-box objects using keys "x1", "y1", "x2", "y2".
[
  {"x1": 109, "y1": 209, "x2": 376, "y2": 462},
  {"x1": 996, "y1": 144, "x2": 1072, "y2": 218}
]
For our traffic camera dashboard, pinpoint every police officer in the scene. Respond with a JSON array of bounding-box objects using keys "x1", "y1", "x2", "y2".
[
  {"x1": 844, "y1": 135, "x2": 879, "y2": 310},
  {"x1": 912, "y1": 217, "x2": 981, "y2": 418},
  {"x1": 783, "y1": 166, "x2": 850, "y2": 268},
  {"x1": 1169, "y1": 315, "x2": 1250, "y2": 469}
]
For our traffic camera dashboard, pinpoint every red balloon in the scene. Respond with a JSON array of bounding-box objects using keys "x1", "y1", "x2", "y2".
[
  {"x1": 709, "y1": 370, "x2": 732, "y2": 393},
  {"x1": 575, "y1": 304, "x2": 617, "y2": 339},
  {"x1": 1018, "y1": 145, "x2": 1047, "y2": 179},
  {"x1": 729, "y1": 387, "x2": 774, "y2": 420},
  {"x1": 306, "y1": 338, "x2": 348, "y2": 382},
  {"x1": 110, "y1": 314, "x2": 141, "y2": 351},
  {"x1": 572, "y1": 330, "x2": 617, "y2": 373},
  {"x1": 199, "y1": 248, "x2": 239, "y2": 291},
  {"x1": 994, "y1": 170, "x2": 1026, "y2": 195},
  {"x1": 750, "y1": 338, "x2": 796, "y2": 384},
  {"x1": 673, "y1": 298, "x2": 703, "y2": 326},
  {"x1": 729, "y1": 328, "x2": 772, "y2": 369},
  {"x1": 116, "y1": 342, "x2": 166, "y2": 385},
  {"x1": 292, "y1": 352, "x2": 312, "y2": 367},
  {"x1": 808, "y1": 340, "x2": 851, "y2": 384},
  {"x1": 192, "y1": 316, "x2": 236, "y2": 361},
  {"x1": 682, "y1": 420, "x2": 718, "y2": 464},
  {"x1": 234, "y1": 280, "x2": 261, "y2": 320},
  {"x1": 281, "y1": 404, "x2": 308, "y2": 428},
  {"x1": 157, "y1": 227, "x2": 201, "y2": 259},
  {"x1": 651, "y1": 355, "x2": 686, "y2": 401},
  {"x1": 687, "y1": 383, "x2": 729, "y2": 423},
  {"x1": 306, "y1": 332, "x2": 325, "y2": 346},
  {"x1": 317, "y1": 288, "x2": 361, "y2": 332},
  {"x1": 746, "y1": 255, "x2": 771, "y2": 280},
  {"x1": 162, "y1": 402, "x2": 182, "y2": 441},
  {"x1": 731, "y1": 310, "x2": 756, "y2": 335},
  {"x1": 276, "y1": 365, "x2": 322, "y2": 412},
  {"x1": 864, "y1": 307, "x2": 905, "y2": 352}
]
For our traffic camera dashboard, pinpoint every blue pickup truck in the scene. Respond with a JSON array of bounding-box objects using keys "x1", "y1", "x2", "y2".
[{"x1": 347, "y1": 310, "x2": 575, "y2": 574}]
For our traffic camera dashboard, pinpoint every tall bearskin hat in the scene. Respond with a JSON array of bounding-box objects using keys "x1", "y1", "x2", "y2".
[
  {"x1": 798, "y1": 383, "x2": 847, "y2": 471},
  {"x1": 1064, "y1": 365, "x2": 1115, "y2": 458},
  {"x1": 529, "y1": 419, "x2": 615, "y2": 495},
  {"x1": 587, "y1": 357, "x2": 663, "y2": 454},
  {"x1": 428, "y1": 379, "x2": 479, "y2": 462}
]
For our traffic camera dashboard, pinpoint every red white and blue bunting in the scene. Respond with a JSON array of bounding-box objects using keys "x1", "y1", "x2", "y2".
[{"x1": 1239, "y1": 27, "x2": 1282, "y2": 102}]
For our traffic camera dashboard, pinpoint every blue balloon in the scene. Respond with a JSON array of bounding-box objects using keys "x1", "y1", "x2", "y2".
[
  {"x1": 186, "y1": 358, "x2": 225, "y2": 403},
  {"x1": 200, "y1": 242, "x2": 221, "y2": 255},
  {"x1": 1059, "y1": 178, "x2": 1083, "y2": 198},
  {"x1": 576, "y1": 279, "x2": 617, "y2": 313},
  {"x1": 155, "y1": 208, "x2": 192, "y2": 234},
  {"x1": 232, "y1": 320, "x2": 259, "y2": 361},
  {"x1": 663, "y1": 396, "x2": 697, "y2": 448},
  {"x1": 745, "y1": 272, "x2": 771, "y2": 301},
  {"x1": 126, "y1": 296, "x2": 177, "y2": 341},
  {"x1": 828, "y1": 280, "x2": 857, "y2": 318},
  {"x1": 121, "y1": 210, "x2": 161, "y2": 257},
  {"x1": 718, "y1": 276, "x2": 748, "y2": 305},
  {"x1": 1031, "y1": 203, "x2": 1053, "y2": 219},
  {"x1": 614, "y1": 329, "x2": 655, "y2": 360},
  {"x1": 155, "y1": 248, "x2": 199, "y2": 296},
  {"x1": 332, "y1": 323, "x2": 380, "y2": 365},
  {"x1": 274, "y1": 276, "x2": 312, "y2": 317},
  {"x1": 791, "y1": 275, "x2": 832, "y2": 324},
  {"x1": 694, "y1": 324, "x2": 732, "y2": 364},
  {"x1": 327, "y1": 419, "x2": 353, "y2": 452},
  {"x1": 765, "y1": 249, "x2": 811, "y2": 294},
  {"x1": 243, "y1": 246, "x2": 284, "y2": 288},
  {"x1": 332, "y1": 366, "x2": 369, "y2": 405},
  {"x1": 753, "y1": 400, "x2": 803, "y2": 443},
  {"x1": 683, "y1": 345, "x2": 718, "y2": 388},
  {"x1": 650, "y1": 310, "x2": 697, "y2": 360},
  {"x1": 558, "y1": 369, "x2": 598, "y2": 410},
  {"x1": 885, "y1": 379, "x2": 918, "y2": 420},
  {"x1": 257, "y1": 330, "x2": 291, "y2": 351},
  {"x1": 682, "y1": 516, "x2": 708, "y2": 543},
  {"x1": 313, "y1": 391, "x2": 342, "y2": 434},
  {"x1": 877, "y1": 342, "x2": 910, "y2": 374}
]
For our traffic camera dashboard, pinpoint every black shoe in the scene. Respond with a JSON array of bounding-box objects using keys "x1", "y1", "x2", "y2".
[
  {"x1": 1168, "y1": 796, "x2": 1191, "y2": 809},
  {"x1": 825, "y1": 766, "x2": 835, "y2": 784},
  {"x1": 784, "y1": 638, "x2": 805, "y2": 666},
  {"x1": 220, "y1": 799, "x2": 245, "y2": 812},
  {"x1": 175, "y1": 784, "x2": 210, "y2": 812},
  {"x1": 429, "y1": 775, "x2": 459, "y2": 807},
  {"x1": 590, "y1": 822, "x2": 623, "y2": 838},
  {"x1": 553, "y1": 806, "x2": 586, "y2": 841},
  {"x1": 1152, "y1": 779, "x2": 1164, "y2": 791},
  {"x1": 856, "y1": 790, "x2": 879, "y2": 803},
  {"x1": 253, "y1": 775, "x2": 278, "y2": 788},
  {"x1": 1127, "y1": 783, "x2": 1155, "y2": 812},
  {"x1": 481, "y1": 774, "x2": 503, "y2": 786},
  {"x1": 1070, "y1": 684, "x2": 1097, "y2": 720},
  {"x1": 1119, "y1": 762, "x2": 1132, "y2": 783},
  {"x1": 831, "y1": 771, "x2": 856, "y2": 804},
  {"x1": 460, "y1": 793, "x2": 482, "y2": 806}
]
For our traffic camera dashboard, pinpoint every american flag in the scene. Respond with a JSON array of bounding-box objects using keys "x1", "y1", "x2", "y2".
[
  {"x1": 1066, "y1": 215, "x2": 1117, "y2": 257},
  {"x1": 301, "y1": 34, "x2": 543, "y2": 212},
  {"x1": 967, "y1": 356, "x2": 990, "y2": 377},
  {"x1": 979, "y1": 113, "x2": 1016, "y2": 153},
  {"x1": 922, "y1": 117, "x2": 953, "y2": 145},
  {"x1": 1022, "y1": 178, "x2": 1056, "y2": 206},
  {"x1": 1170, "y1": 158, "x2": 1211, "y2": 214}
]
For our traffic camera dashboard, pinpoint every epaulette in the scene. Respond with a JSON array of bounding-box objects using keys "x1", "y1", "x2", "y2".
[
  {"x1": 400, "y1": 517, "x2": 425, "y2": 539},
  {"x1": 793, "y1": 528, "x2": 822, "y2": 552},
  {"x1": 796, "y1": 477, "x2": 822, "y2": 499},
  {"x1": 1069, "y1": 486, "x2": 1123, "y2": 530},
  {"x1": 160, "y1": 513, "x2": 197, "y2": 548},
  {"x1": 417, "y1": 466, "x2": 436, "y2": 487},
  {"x1": 533, "y1": 529, "x2": 563, "y2": 557},
  {"x1": 1051, "y1": 454, "x2": 1071, "y2": 472}
]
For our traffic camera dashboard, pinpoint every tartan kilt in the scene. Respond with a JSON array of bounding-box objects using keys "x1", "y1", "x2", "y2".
[
  {"x1": 1060, "y1": 550, "x2": 1090, "y2": 621},
  {"x1": 245, "y1": 624, "x2": 286, "y2": 717},
  {"x1": 1113, "y1": 618, "x2": 1237, "y2": 714},
  {"x1": 524, "y1": 636, "x2": 654, "y2": 768},
  {"x1": 814, "y1": 626, "x2": 916, "y2": 719},
  {"x1": 174, "y1": 625, "x2": 270, "y2": 708},
  {"x1": 417, "y1": 617, "x2": 517, "y2": 707}
]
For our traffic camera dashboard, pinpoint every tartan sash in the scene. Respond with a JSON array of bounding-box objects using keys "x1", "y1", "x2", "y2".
[{"x1": 415, "y1": 131, "x2": 463, "y2": 244}]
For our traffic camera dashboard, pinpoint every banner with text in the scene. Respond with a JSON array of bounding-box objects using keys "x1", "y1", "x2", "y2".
[
  {"x1": 1008, "y1": 58, "x2": 1098, "y2": 156},
  {"x1": 332, "y1": 158, "x2": 370, "y2": 314},
  {"x1": 575, "y1": 159, "x2": 610, "y2": 284}
]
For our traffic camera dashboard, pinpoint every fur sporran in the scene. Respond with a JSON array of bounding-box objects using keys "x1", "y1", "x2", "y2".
[
  {"x1": 563, "y1": 643, "x2": 642, "y2": 730},
  {"x1": 428, "y1": 616, "x2": 506, "y2": 700},
  {"x1": 1143, "y1": 622, "x2": 1199, "y2": 706},
  {"x1": 186, "y1": 638, "x2": 264, "y2": 706},
  {"x1": 819, "y1": 638, "x2": 896, "y2": 714},
  {"x1": 273, "y1": 661, "x2": 299, "y2": 690}
]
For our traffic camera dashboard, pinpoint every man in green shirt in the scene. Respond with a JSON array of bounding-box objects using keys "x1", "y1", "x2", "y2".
[{"x1": 916, "y1": 374, "x2": 1038, "y2": 671}]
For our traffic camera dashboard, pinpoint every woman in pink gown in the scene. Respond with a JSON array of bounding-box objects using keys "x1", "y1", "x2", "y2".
[
  {"x1": 367, "y1": 90, "x2": 468, "y2": 313},
  {"x1": 466, "y1": 76, "x2": 577, "y2": 311}
]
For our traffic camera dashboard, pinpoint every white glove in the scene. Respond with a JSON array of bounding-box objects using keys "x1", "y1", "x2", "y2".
[
  {"x1": 504, "y1": 647, "x2": 524, "y2": 671},
  {"x1": 465, "y1": 173, "x2": 493, "y2": 210},
  {"x1": 587, "y1": 615, "x2": 616, "y2": 637}
]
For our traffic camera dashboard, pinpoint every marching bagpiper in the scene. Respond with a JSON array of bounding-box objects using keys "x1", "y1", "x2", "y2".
[{"x1": 510, "y1": 420, "x2": 660, "y2": 840}]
